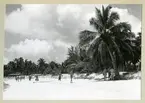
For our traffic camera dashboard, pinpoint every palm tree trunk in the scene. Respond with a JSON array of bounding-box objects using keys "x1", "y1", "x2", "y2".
[{"x1": 106, "y1": 45, "x2": 120, "y2": 80}]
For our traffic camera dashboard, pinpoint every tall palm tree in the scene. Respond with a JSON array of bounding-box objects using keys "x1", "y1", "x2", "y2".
[{"x1": 79, "y1": 5, "x2": 135, "y2": 79}]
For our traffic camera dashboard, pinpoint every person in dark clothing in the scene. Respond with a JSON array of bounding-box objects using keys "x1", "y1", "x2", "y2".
[
  {"x1": 103, "y1": 69, "x2": 107, "y2": 81},
  {"x1": 15, "y1": 76, "x2": 19, "y2": 82},
  {"x1": 109, "y1": 68, "x2": 115, "y2": 80},
  {"x1": 35, "y1": 75, "x2": 39, "y2": 81},
  {"x1": 29, "y1": 75, "x2": 32, "y2": 81},
  {"x1": 70, "y1": 70, "x2": 73, "y2": 83},
  {"x1": 58, "y1": 73, "x2": 62, "y2": 81}
]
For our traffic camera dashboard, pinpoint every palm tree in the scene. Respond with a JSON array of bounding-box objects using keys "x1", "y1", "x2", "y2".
[
  {"x1": 67, "y1": 46, "x2": 80, "y2": 64},
  {"x1": 13, "y1": 57, "x2": 25, "y2": 74},
  {"x1": 7, "y1": 61, "x2": 16, "y2": 72},
  {"x1": 14, "y1": 58, "x2": 19, "y2": 72},
  {"x1": 66, "y1": 46, "x2": 89, "y2": 73},
  {"x1": 4, "y1": 62, "x2": 14, "y2": 76},
  {"x1": 66, "y1": 46, "x2": 93, "y2": 74},
  {"x1": 37, "y1": 58, "x2": 46, "y2": 74},
  {"x1": 24, "y1": 59, "x2": 29, "y2": 75},
  {"x1": 43, "y1": 64, "x2": 52, "y2": 75},
  {"x1": 79, "y1": 5, "x2": 135, "y2": 79},
  {"x1": 24, "y1": 60, "x2": 36, "y2": 75},
  {"x1": 118, "y1": 32, "x2": 141, "y2": 71},
  {"x1": 49, "y1": 61, "x2": 59, "y2": 75},
  {"x1": 19, "y1": 57, "x2": 25, "y2": 74}
]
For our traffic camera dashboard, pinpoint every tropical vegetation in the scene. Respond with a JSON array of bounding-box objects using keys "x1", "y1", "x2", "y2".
[{"x1": 4, "y1": 5, "x2": 141, "y2": 80}]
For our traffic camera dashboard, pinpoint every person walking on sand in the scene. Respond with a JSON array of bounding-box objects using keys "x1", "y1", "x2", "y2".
[
  {"x1": 15, "y1": 76, "x2": 19, "y2": 82},
  {"x1": 103, "y1": 68, "x2": 107, "y2": 81},
  {"x1": 58, "y1": 65, "x2": 63, "y2": 81},
  {"x1": 29, "y1": 75, "x2": 32, "y2": 81},
  {"x1": 58, "y1": 72, "x2": 62, "y2": 81},
  {"x1": 109, "y1": 68, "x2": 115, "y2": 80},
  {"x1": 70, "y1": 70, "x2": 73, "y2": 83},
  {"x1": 35, "y1": 75, "x2": 39, "y2": 81}
]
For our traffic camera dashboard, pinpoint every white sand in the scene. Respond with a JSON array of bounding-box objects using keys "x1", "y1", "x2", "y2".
[{"x1": 3, "y1": 74, "x2": 141, "y2": 100}]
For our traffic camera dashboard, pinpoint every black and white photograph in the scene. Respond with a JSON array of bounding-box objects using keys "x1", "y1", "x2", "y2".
[{"x1": 3, "y1": 4, "x2": 141, "y2": 100}]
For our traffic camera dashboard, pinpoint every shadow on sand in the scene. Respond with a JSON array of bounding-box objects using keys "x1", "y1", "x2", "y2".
[
  {"x1": 3, "y1": 82, "x2": 10, "y2": 91},
  {"x1": 33, "y1": 80, "x2": 53, "y2": 83}
]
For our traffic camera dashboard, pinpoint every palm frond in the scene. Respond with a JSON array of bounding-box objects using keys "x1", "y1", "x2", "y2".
[
  {"x1": 107, "y1": 12, "x2": 120, "y2": 28},
  {"x1": 102, "y1": 5, "x2": 112, "y2": 23},
  {"x1": 110, "y1": 22, "x2": 134, "y2": 39},
  {"x1": 111, "y1": 22, "x2": 131, "y2": 32},
  {"x1": 95, "y1": 7, "x2": 103, "y2": 23},
  {"x1": 110, "y1": 37, "x2": 123, "y2": 61},
  {"x1": 119, "y1": 39, "x2": 135, "y2": 60},
  {"x1": 89, "y1": 18, "x2": 103, "y2": 33},
  {"x1": 87, "y1": 37, "x2": 102, "y2": 58}
]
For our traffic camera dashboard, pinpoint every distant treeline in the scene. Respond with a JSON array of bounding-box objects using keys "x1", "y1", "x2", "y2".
[{"x1": 4, "y1": 58, "x2": 66, "y2": 76}]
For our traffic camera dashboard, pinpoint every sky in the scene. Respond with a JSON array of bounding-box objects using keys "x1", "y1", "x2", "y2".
[{"x1": 4, "y1": 4, "x2": 142, "y2": 64}]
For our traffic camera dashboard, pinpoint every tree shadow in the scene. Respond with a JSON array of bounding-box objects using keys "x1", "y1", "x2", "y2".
[
  {"x1": 33, "y1": 80, "x2": 53, "y2": 83},
  {"x1": 3, "y1": 82, "x2": 10, "y2": 91}
]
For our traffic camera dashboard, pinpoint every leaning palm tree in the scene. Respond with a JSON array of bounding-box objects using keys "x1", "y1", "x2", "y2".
[{"x1": 79, "y1": 5, "x2": 135, "y2": 79}]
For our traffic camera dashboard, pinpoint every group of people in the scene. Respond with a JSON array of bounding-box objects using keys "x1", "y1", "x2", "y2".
[
  {"x1": 14, "y1": 66, "x2": 74, "y2": 83},
  {"x1": 28, "y1": 75, "x2": 39, "y2": 81},
  {"x1": 15, "y1": 76, "x2": 25, "y2": 82},
  {"x1": 15, "y1": 69, "x2": 116, "y2": 82},
  {"x1": 102, "y1": 68, "x2": 117, "y2": 80},
  {"x1": 15, "y1": 75, "x2": 39, "y2": 82},
  {"x1": 58, "y1": 71, "x2": 74, "y2": 83}
]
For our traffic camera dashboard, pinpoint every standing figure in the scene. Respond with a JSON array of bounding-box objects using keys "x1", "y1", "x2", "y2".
[
  {"x1": 108, "y1": 68, "x2": 111, "y2": 79},
  {"x1": 70, "y1": 70, "x2": 73, "y2": 83},
  {"x1": 19, "y1": 76, "x2": 22, "y2": 81},
  {"x1": 15, "y1": 76, "x2": 18, "y2": 82},
  {"x1": 103, "y1": 69, "x2": 107, "y2": 81},
  {"x1": 109, "y1": 68, "x2": 115, "y2": 80},
  {"x1": 35, "y1": 75, "x2": 39, "y2": 81},
  {"x1": 29, "y1": 75, "x2": 32, "y2": 81},
  {"x1": 58, "y1": 72, "x2": 62, "y2": 81}
]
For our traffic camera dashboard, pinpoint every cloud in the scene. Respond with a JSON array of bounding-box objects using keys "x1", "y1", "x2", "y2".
[
  {"x1": 5, "y1": 39, "x2": 72, "y2": 63},
  {"x1": 5, "y1": 4, "x2": 58, "y2": 40},
  {"x1": 5, "y1": 4, "x2": 108, "y2": 43},
  {"x1": 111, "y1": 7, "x2": 141, "y2": 34},
  {"x1": 5, "y1": 4, "x2": 141, "y2": 39},
  {"x1": 5, "y1": 39, "x2": 53, "y2": 62},
  {"x1": 3, "y1": 57, "x2": 9, "y2": 65},
  {"x1": 5, "y1": 4, "x2": 141, "y2": 64}
]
